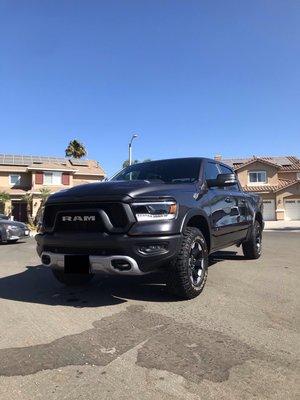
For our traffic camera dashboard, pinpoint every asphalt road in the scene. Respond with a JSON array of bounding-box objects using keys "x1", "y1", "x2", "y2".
[{"x1": 0, "y1": 232, "x2": 299, "y2": 400}]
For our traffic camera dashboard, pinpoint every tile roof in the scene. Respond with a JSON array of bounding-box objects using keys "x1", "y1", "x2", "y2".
[
  {"x1": 221, "y1": 155, "x2": 300, "y2": 171},
  {"x1": 243, "y1": 179, "x2": 299, "y2": 193}
]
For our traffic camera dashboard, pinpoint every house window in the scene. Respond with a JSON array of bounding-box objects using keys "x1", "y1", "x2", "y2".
[
  {"x1": 248, "y1": 171, "x2": 267, "y2": 184},
  {"x1": 297, "y1": 172, "x2": 300, "y2": 180},
  {"x1": 43, "y1": 172, "x2": 62, "y2": 185},
  {"x1": 9, "y1": 174, "x2": 21, "y2": 186}
]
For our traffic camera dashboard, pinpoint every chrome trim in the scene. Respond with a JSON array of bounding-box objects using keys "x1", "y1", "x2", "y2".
[
  {"x1": 132, "y1": 201, "x2": 176, "y2": 206},
  {"x1": 41, "y1": 252, "x2": 145, "y2": 275}
]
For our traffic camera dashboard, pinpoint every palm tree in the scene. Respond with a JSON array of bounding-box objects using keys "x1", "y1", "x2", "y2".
[
  {"x1": 0, "y1": 191, "x2": 10, "y2": 214},
  {"x1": 34, "y1": 187, "x2": 51, "y2": 224},
  {"x1": 65, "y1": 140, "x2": 87, "y2": 159},
  {"x1": 22, "y1": 193, "x2": 34, "y2": 225}
]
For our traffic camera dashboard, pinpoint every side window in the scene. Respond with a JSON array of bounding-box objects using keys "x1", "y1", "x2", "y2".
[
  {"x1": 205, "y1": 162, "x2": 220, "y2": 180},
  {"x1": 219, "y1": 164, "x2": 240, "y2": 191},
  {"x1": 219, "y1": 165, "x2": 233, "y2": 175}
]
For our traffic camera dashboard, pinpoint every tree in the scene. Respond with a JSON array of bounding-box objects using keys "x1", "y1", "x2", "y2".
[
  {"x1": 65, "y1": 140, "x2": 87, "y2": 159},
  {"x1": 22, "y1": 193, "x2": 34, "y2": 225},
  {"x1": 0, "y1": 192, "x2": 10, "y2": 214},
  {"x1": 122, "y1": 159, "x2": 139, "y2": 169},
  {"x1": 122, "y1": 159, "x2": 151, "y2": 168},
  {"x1": 34, "y1": 187, "x2": 51, "y2": 224}
]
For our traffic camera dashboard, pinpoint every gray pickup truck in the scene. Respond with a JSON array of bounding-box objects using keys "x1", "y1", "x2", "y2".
[{"x1": 36, "y1": 157, "x2": 264, "y2": 299}]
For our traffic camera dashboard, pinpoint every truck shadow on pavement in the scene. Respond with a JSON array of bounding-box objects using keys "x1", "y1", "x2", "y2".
[
  {"x1": 0, "y1": 265, "x2": 173, "y2": 307},
  {"x1": 0, "y1": 250, "x2": 243, "y2": 307}
]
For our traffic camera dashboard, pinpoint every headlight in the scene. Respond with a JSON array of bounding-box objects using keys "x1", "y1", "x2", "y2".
[
  {"x1": 5, "y1": 225, "x2": 19, "y2": 231},
  {"x1": 131, "y1": 201, "x2": 178, "y2": 221}
]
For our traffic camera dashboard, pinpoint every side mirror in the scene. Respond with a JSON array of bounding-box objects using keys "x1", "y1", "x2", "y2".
[{"x1": 207, "y1": 173, "x2": 237, "y2": 188}]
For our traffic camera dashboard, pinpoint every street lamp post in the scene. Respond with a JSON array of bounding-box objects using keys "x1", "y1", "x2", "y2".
[{"x1": 129, "y1": 134, "x2": 138, "y2": 166}]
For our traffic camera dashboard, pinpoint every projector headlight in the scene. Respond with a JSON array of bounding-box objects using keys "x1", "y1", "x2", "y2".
[{"x1": 131, "y1": 201, "x2": 178, "y2": 222}]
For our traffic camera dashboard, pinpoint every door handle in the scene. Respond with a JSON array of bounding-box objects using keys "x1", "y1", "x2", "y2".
[{"x1": 225, "y1": 197, "x2": 231, "y2": 203}]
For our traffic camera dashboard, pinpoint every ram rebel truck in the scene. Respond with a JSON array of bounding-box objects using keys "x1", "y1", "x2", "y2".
[{"x1": 36, "y1": 157, "x2": 264, "y2": 299}]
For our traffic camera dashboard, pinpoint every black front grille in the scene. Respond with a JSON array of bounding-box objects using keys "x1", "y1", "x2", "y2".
[
  {"x1": 55, "y1": 212, "x2": 104, "y2": 233},
  {"x1": 43, "y1": 202, "x2": 131, "y2": 233}
]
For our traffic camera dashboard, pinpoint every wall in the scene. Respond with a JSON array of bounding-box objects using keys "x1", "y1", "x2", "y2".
[
  {"x1": 0, "y1": 171, "x2": 32, "y2": 188},
  {"x1": 278, "y1": 171, "x2": 298, "y2": 181},
  {"x1": 73, "y1": 174, "x2": 103, "y2": 186},
  {"x1": 236, "y1": 161, "x2": 279, "y2": 187},
  {"x1": 276, "y1": 182, "x2": 300, "y2": 205}
]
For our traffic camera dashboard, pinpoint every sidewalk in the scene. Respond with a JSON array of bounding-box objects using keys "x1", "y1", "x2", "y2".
[{"x1": 264, "y1": 220, "x2": 300, "y2": 231}]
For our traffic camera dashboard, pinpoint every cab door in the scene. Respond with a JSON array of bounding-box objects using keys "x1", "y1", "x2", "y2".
[
  {"x1": 218, "y1": 163, "x2": 251, "y2": 241},
  {"x1": 204, "y1": 161, "x2": 236, "y2": 249}
]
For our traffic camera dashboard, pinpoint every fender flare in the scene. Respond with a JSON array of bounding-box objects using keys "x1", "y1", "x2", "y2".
[{"x1": 180, "y1": 209, "x2": 212, "y2": 234}]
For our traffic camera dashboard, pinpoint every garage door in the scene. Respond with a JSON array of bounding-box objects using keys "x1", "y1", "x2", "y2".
[
  {"x1": 263, "y1": 200, "x2": 275, "y2": 221},
  {"x1": 284, "y1": 199, "x2": 300, "y2": 220}
]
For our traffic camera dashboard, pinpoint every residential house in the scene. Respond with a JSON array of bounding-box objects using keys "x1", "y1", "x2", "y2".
[
  {"x1": 0, "y1": 154, "x2": 105, "y2": 222},
  {"x1": 215, "y1": 155, "x2": 300, "y2": 221}
]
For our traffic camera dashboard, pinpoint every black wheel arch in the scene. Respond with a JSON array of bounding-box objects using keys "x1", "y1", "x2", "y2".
[{"x1": 180, "y1": 210, "x2": 211, "y2": 253}]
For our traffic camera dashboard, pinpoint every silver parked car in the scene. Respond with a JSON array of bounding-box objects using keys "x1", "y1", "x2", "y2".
[{"x1": 0, "y1": 216, "x2": 30, "y2": 243}]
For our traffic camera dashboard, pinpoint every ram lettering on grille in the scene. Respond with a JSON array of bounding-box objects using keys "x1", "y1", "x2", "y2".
[{"x1": 61, "y1": 215, "x2": 96, "y2": 222}]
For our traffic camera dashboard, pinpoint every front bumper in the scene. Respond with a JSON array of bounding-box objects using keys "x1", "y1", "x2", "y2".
[
  {"x1": 35, "y1": 232, "x2": 182, "y2": 274},
  {"x1": 41, "y1": 252, "x2": 144, "y2": 275},
  {"x1": 4, "y1": 228, "x2": 30, "y2": 241}
]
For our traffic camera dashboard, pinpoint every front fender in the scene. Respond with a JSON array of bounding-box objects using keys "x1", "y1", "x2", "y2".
[{"x1": 180, "y1": 209, "x2": 211, "y2": 234}]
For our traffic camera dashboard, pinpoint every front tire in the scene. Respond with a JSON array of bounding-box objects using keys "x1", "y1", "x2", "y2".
[
  {"x1": 52, "y1": 269, "x2": 94, "y2": 286},
  {"x1": 242, "y1": 220, "x2": 262, "y2": 259},
  {"x1": 167, "y1": 227, "x2": 208, "y2": 300}
]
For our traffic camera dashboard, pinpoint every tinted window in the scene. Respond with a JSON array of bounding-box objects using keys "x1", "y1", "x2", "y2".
[
  {"x1": 205, "y1": 162, "x2": 219, "y2": 180},
  {"x1": 111, "y1": 158, "x2": 202, "y2": 184},
  {"x1": 219, "y1": 165, "x2": 233, "y2": 174}
]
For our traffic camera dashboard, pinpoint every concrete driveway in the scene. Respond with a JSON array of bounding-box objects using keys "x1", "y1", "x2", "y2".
[{"x1": 0, "y1": 232, "x2": 299, "y2": 400}]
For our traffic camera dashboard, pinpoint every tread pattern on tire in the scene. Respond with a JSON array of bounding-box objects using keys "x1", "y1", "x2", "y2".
[
  {"x1": 167, "y1": 227, "x2": 208, "y2": 300},
  {"x1": 242, "y1": 220, "x2": 262, "y2": 259}
]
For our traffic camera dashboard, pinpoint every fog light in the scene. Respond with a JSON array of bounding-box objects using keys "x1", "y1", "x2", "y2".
[
  {"x1": 111, "y1": 259, "x2": 131, "y2": 271},
  {"x1": 138, "y1": 243, "x2": 168, "y2": 255},
  {"x1": 42, "y1": 254, "x2": 51, "y2": 265}
]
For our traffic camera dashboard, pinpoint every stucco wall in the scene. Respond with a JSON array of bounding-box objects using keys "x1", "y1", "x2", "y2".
[
  {"x1": 278, "y1": 171, "x2": 299, "y2": 181},
  {"x1": 0, "y1": 171, "x2": 32, "y2": 188},
  {"x1": 236, "y1": 161, "x2": 279, "y2": 186},
  {"x1": 276, "y1": 182, "x2": 300, "y2": 205},
  {"x1": 73, "y1": 175, "x2": 103, "y2": 186}
]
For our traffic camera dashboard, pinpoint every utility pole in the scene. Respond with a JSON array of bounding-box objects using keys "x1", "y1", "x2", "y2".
[{"x1": 129, "y1": 133, "x2": 138, "y2": 165}]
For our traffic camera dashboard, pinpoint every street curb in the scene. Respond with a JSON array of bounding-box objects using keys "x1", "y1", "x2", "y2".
[{"x1": 264, "y1": 229, "x2": 300, "y2": 233}]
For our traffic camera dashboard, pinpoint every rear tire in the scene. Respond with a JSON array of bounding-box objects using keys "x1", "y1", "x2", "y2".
[
  {"x1": 242, "y1": 220, "x2": 262, "y2": 259},
  {"x1": 167, "y1": 227, "x2": 208, "y2": 300},
  {"x1": 52, "y1": 269, "x2": 94, "y2": 286}
]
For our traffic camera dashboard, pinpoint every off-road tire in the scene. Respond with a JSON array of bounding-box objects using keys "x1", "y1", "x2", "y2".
[
  {"x1": 167, "y1": 227, "x2": 208, "y2": 300},
  {"x1": 52, "y1": 269, "x2": 94, "y2": 286},
  {"x1": 242, "y1": 220, "x2": 262, "y2": 259}
]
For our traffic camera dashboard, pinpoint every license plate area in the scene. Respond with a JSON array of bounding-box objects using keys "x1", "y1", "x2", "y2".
[{"x1": 64, "y1": 255, "x2": 90, "y2": 274}]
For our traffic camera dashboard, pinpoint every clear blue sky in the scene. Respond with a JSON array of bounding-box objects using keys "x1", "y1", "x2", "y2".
[{"x1": 0, "y1": 0, "x2": 299, "y2": 176}]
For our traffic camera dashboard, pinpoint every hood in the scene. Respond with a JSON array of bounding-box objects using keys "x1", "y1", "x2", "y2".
[
  {"x1": 47, "y1": 180, "x2": 196, "y2": 204},
  {"x1": 0, "y1": 220, "x2": 27, "y2": 228}
]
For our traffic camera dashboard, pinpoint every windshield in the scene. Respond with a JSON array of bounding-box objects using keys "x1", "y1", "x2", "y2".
[{"x1": 111, "y1": 158, "x2": 202, "y2": 184}]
